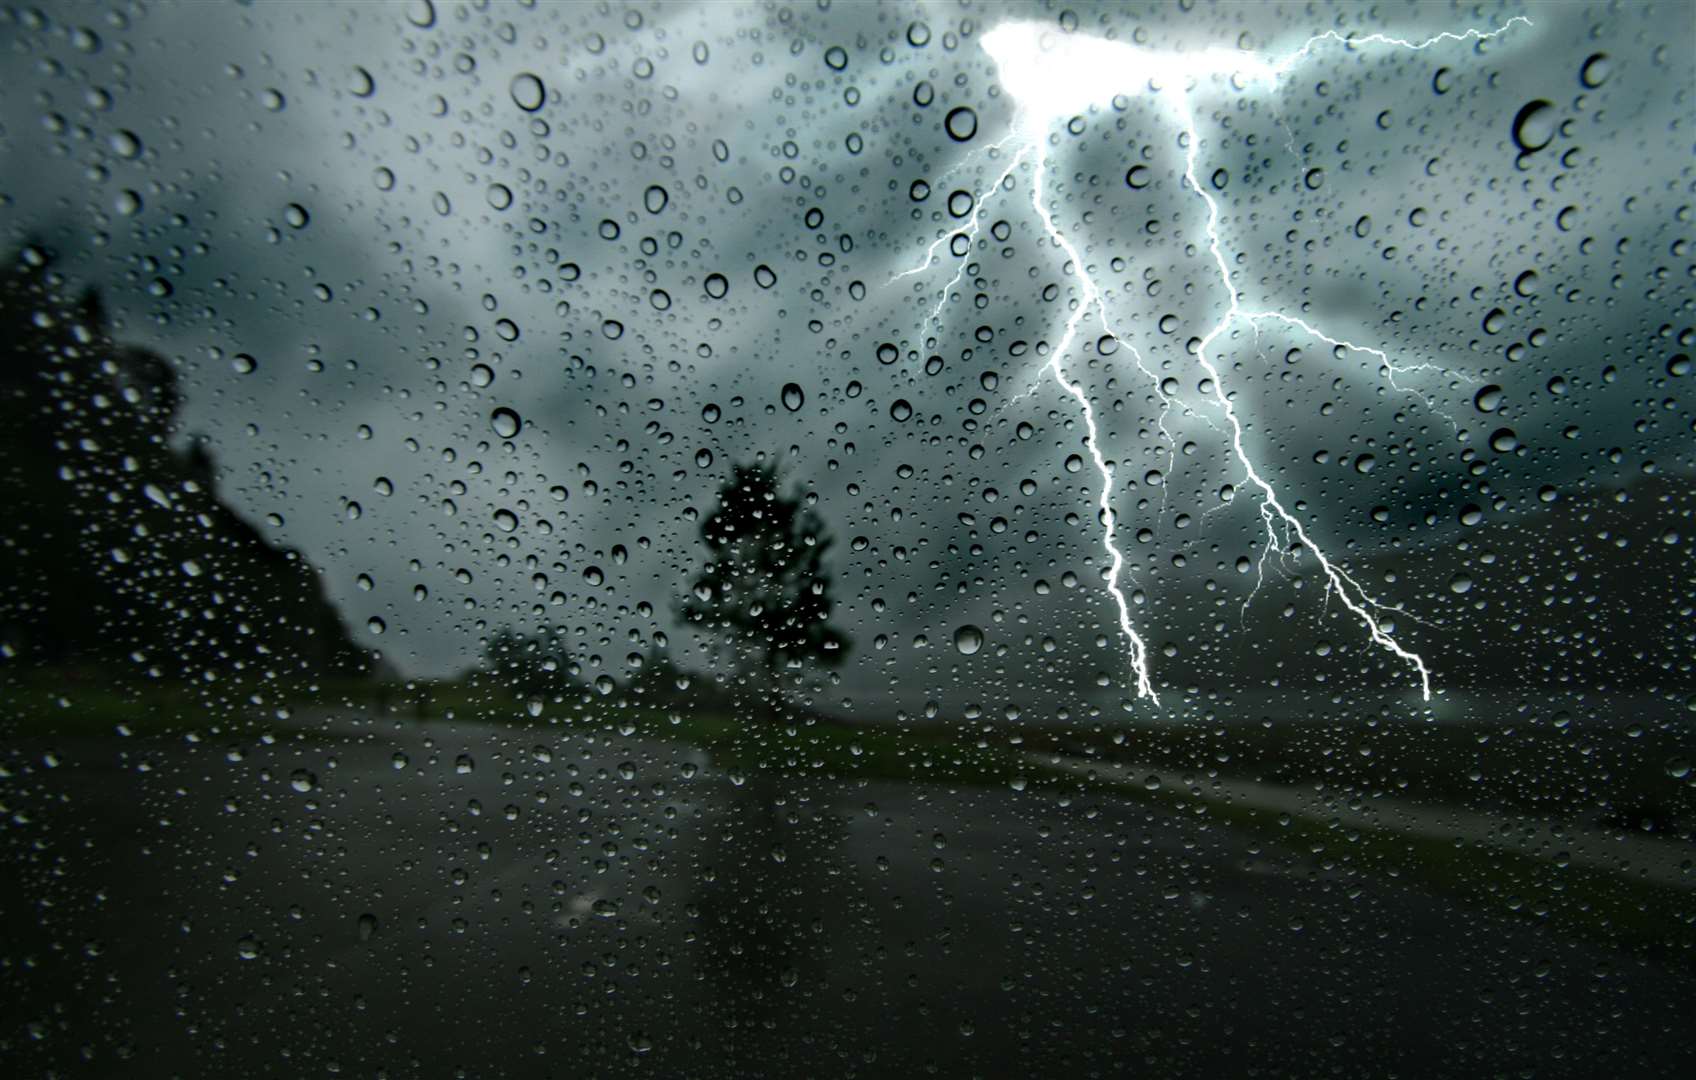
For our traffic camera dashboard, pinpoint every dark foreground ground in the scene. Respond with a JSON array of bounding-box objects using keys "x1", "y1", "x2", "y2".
[{"x1": 1, "y1": 711, "x2": 1692, "y2": 1079}]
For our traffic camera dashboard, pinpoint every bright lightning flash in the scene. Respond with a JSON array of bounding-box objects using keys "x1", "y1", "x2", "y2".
[{"x1": 896, "y1": 16, "x2": 1532, "y2": 704}]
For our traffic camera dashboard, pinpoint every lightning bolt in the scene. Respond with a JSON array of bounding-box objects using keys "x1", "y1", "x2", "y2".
[{"x1": 892, "y1": 16, "x2": 1532, "y2": 704}]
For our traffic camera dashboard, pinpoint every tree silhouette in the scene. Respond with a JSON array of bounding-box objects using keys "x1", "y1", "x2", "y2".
[
  {"x1": 0, "y1": 244, "x2": 369, "y2": 680},
  {"x1": 680, "y1": 463, "x2": 847, "y2": 707}
]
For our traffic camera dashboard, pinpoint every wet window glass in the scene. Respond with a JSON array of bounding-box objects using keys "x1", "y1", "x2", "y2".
[{"x1": 2, "y1": 2, "x2": 1692, "y2": 1075}]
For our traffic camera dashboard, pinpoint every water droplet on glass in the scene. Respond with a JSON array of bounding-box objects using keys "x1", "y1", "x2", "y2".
[
  {"x1": 945, "y1": 106, "x2": 978, "y2": 142},
  {"x1": 490, "y1": 407, "x2": 522, "y2": 438},
  {"x1": 510, "y1": 72, "x2": 545, "y2": 112},
  {"x1": 1511, "y1": 99, "x2": 1555, "y2": 155},
  {"x1": 1579, "y1": 53, "x2": 1611, "y2": 89},
  {"x1": 781, "y1": 383, "x2": 804, "y2": 411},
  {"x1": 405, "y1": 0, "x2": 436, "y2": 29},
  {"x1": 953, "y1": 624, "x2": 983, "y2": 655}
]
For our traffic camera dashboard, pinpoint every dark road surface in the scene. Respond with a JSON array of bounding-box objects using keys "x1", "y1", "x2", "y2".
[{"x1": 2, "y1": 717, "x2": 1691, "y2": 1078}]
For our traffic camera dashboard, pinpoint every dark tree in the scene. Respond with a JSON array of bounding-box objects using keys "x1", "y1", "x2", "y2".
[
  {"x1": 480, "y1": 627, "x2": 587, "y2": 697},
  {"x1": 0, "y1": 245, "x2": 369, "y2": 681},
  {"x1": 680, "y1": 463, "x2": 847, "y2": 706}
]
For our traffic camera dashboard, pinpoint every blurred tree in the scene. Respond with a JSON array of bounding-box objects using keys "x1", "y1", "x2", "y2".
[
  {"x1": 0, "y1": 244, "x2": 369, "y2": 681},
  {"x1": 480, "y1": 627, "x2": 575, "y2": 696},
  {"x1": 680, "y1": 463, "x2": 847, "y2": 711}
]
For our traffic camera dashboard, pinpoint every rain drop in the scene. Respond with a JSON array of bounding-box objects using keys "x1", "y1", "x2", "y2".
[
  {"x1": 1579, "y1": 53, "x2": 1611, "y2": 89},
  {"x1": 490, "y1": 407, "x2": 522, "y2": 438},
  {"x1": 944, "y1": 106, "x2": 978, "y2": 142},
  {"x1": 953, "y1": 624, "x2": 983, "y2": 656},
  {"x1": 510, "y1": 73, "x2": 545, "y2": 112},
  {"x1": 1511, "y1": 99, "x2": 1555, "y2": 155}
]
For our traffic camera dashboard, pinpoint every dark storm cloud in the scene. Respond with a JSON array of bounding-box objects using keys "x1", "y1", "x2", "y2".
[{"x1": 1, "y1": 0, "x2": 1687, "y2": 712}]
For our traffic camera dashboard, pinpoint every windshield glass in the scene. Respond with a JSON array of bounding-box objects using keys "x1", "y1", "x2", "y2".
[{"x1": 2, "y1": 2, "x2": 1692, "y2": 1076}]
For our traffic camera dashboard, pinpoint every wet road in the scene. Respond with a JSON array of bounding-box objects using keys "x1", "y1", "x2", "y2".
[{"x1": 2, "y1": 717, "x2": 1691, "y2": 1078}]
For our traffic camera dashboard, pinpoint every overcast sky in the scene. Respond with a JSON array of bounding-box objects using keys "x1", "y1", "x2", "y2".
[{"x1": 2, "y1": 0, "x2": 1689, "y2": 718}]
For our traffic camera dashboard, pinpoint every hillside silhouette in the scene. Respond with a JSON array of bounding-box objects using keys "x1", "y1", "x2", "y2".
[{"x1": 0, "y1": 245, "x2": 369, "y2": 682}]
